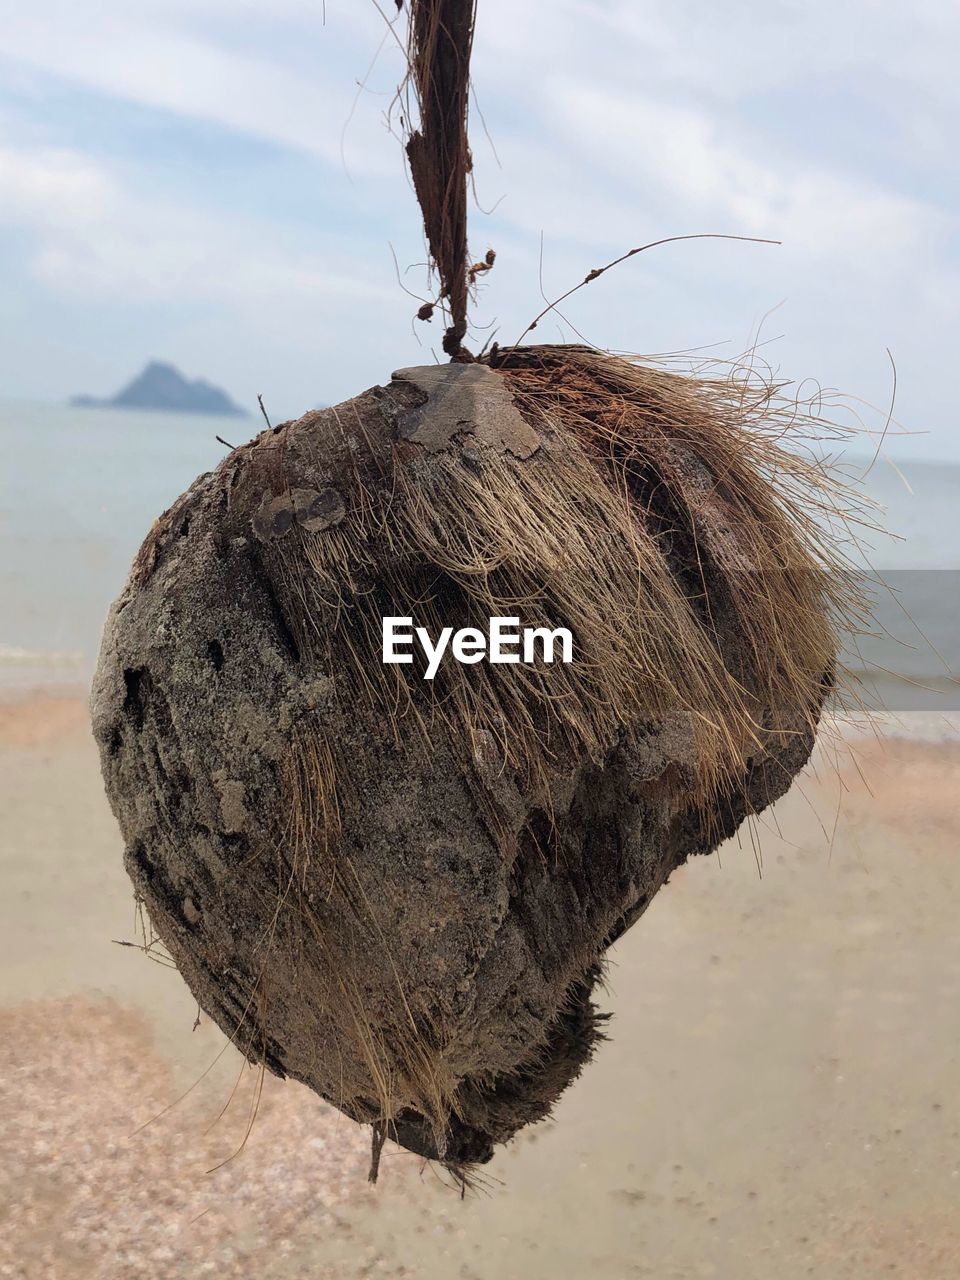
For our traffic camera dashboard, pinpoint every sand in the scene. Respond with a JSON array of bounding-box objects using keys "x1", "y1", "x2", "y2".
[{"x1": 1, "y1": 691, "x2": 959, "y2": 1279}]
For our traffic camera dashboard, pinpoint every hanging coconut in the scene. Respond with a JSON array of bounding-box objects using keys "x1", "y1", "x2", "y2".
[{"x1": 91, "y1": 0, "x2": 860, "y2": 1179}]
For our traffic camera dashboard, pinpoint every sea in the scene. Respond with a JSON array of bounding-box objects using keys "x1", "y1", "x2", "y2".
[{"x1": 2, "y1": 400, "x2": 958, "y2": 715}]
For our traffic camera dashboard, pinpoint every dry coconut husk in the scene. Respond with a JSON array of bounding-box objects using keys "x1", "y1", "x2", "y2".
[{"x1": 91, "y1": 344, "x2": 861, "y2": 1178}]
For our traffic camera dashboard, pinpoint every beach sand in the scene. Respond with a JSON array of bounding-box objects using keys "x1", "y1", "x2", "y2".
[{"x1": 1, "y1": 692, "x2": 959, "y2": 1279}]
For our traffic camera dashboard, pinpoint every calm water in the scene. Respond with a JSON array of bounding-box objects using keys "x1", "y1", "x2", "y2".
[
  {"x1": 1, "y1": 400, "x2": 958, "y2": 707},
  {"x1": 0, "y1": 401, "x2": 230, "y2": 689}
]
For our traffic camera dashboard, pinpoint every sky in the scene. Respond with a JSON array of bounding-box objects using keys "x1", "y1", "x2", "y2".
[{"x1": 0, "y1": 0, "x2": 957, "y2": 456}]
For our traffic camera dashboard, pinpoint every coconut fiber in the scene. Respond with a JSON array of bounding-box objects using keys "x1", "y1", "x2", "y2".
[{"x1": 91, "y1": 344, "x2": 858, "y2": 1177}]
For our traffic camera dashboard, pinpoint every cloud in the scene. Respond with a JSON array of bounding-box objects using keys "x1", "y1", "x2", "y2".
[
  {"x1": 0, "y1": 137, "x2": 401, "y2": 311},
  {"x1": 0, "y1": 144, "x2": 115, "y2": 226},
  {"x1": 0, "y1": 2, "x2": 399, "y2": 175},
  {"x1": 547, "y1": 88, "x2": 943, "y2": 263},
  {"x1": 0, "y1": 0, "x2": 958, "y2": 454}
]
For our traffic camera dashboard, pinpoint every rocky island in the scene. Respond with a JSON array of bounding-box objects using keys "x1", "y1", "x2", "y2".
[{"x1": 71, "y1": 361, "x2": 247, "y2": 417}]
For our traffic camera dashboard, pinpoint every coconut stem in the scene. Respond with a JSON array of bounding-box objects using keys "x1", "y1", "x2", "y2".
[{"x1": 405, "y1": 0, "x2": 476, "y2": 359}]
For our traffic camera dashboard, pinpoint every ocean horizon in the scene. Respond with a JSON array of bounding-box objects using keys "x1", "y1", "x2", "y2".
[{"x1": 2, "y1": 398, "x2": 958, "y2": 711}]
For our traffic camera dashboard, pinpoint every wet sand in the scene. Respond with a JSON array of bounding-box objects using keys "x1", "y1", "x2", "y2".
[{"x1": 1, "y1": 692, "x2": 959, "y2": 1279}]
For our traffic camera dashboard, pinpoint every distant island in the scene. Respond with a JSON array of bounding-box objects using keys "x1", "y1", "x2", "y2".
[{"x1": 71, "y1": 361, "x2": 247, "y2": 417}]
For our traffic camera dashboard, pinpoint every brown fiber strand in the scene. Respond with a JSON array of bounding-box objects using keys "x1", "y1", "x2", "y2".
[{"x1": 404, "y1": 0, "x2": 476, "y2": 357}]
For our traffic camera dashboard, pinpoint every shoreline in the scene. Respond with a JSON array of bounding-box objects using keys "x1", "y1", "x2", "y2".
[{"x1": 4, "y1": 680, "x2": 957, "y2": 747}]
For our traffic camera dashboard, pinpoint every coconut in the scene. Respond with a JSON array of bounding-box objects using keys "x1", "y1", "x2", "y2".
[{"x1": 91, "y1": 344, "x2": 856, "y2": 1177}]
